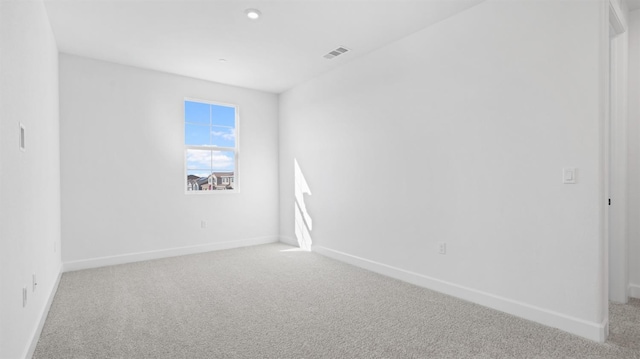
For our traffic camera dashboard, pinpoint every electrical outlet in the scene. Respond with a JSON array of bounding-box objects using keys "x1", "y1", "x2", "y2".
[
  {"x1": 22, "y1": 287, "x2": 27, "y2": 307},
  {"x1": 32, "y1": 274, "x2": 37, "y2": 292},
  {"x1": 438, "y1": 242, "x2": 447, "y2": 255},
  {"x1": 201, "y1": 220, "x2": 207, "y2": 229}
]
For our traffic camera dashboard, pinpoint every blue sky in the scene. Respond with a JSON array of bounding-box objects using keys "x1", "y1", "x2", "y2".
[
  {"x1": 185, "y1": 101, "x2": 236, "y2": 176},
  {"x1": 185, "y1": 101, "x2": 235, "y2": 147}
]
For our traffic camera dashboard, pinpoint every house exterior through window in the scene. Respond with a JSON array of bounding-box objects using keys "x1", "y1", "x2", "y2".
[{"x1": 184, "y1": 99, "x2": 238, "y2": 193}]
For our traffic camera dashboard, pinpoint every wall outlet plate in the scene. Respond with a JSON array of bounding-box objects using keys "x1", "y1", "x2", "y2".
[{"x1": 438, "y1": 242, "x2": 447, "y2": 255}]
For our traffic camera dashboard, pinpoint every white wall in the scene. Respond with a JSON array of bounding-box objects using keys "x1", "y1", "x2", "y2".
[
  {"x1": 0, "y1": 1, "x2": 62, "y2": 358},
  {"x1": 60, "y1": 55, "x2": 279, "y2": 267},
  {"x1": 628, "y1": 8, "x2": 640, "y2": 299},
  {"x1": 279, "y1": 0, "x2": 606, "y2": 340}
]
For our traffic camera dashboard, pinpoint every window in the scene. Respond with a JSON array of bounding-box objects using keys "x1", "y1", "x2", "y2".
[{"x1": 184, "y1": 99, "x2": 238, "y2": 192}]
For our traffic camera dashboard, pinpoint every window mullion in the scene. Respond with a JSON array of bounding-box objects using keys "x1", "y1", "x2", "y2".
[{"x1": 186, "y1": 145, "x2": 235, "y2": 152}]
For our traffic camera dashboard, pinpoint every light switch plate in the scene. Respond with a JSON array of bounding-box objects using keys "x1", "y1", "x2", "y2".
[
  {"x1": 438, "y1": 242, "x2": 446, "y2": 255},
  {"x1": 19, "y1": 123, "x2": 25, "y2": 152},
  {"x1": 563, "y1": 168, "x2": 576, "y2": 184}
]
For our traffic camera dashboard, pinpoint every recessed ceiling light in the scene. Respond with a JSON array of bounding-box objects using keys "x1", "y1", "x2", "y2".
[
  {"x1": 218, "y1": 58, "x2": 227, "y2": 63},
  {"x1": 245, "y1": 8, "x2": 261, "y2": 20}
]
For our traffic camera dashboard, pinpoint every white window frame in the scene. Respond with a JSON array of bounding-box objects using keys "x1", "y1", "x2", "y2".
[{"x1": 184, "y1": 98, "x2": 239, "y2": 194}]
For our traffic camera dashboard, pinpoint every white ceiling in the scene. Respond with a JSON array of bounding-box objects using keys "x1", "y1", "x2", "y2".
[{"x1": 44, "y1": 0, "x2": 483, "y2": 94}]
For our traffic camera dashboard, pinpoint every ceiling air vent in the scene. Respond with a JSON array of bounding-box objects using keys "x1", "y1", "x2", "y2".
[{"x1": 323, "y1": 46, "x2": 350, "y2": 60}]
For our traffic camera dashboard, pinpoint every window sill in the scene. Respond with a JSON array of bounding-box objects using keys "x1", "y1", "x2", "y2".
[{"x1": 185, "y1": 189, "x2": 240, "y2": 195}]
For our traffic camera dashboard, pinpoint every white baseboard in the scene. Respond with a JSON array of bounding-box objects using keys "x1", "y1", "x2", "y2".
[
  {"x1": 63, "y1": 236, "x2": 279, "y2": 272},
  {"x1": 313, "y1": 246, "x2": 607, "y2": 343},
  {"x1": 629, "y1": 284, "x2": 640, "y2": 299},
  {"x1": 26, "y1": 264, "x2": 63, "y2": 359},
  {"x1": 279, "y1": 236, "x2": 298, "y2": 246}
]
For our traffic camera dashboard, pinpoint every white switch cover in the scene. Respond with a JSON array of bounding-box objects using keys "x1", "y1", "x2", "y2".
[
  {"x1": 19, "y1": 123, "x2": 25, "y2": 152},
  {"x1": 438, "y1": 242, "x2": 446, "y2": 255},
  {"x1": 563, "y1": 168, "x2": 576, "y2": 184}
]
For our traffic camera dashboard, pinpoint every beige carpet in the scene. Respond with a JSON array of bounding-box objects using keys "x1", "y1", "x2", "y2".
[{"x1": 34, "y1": 243, "x2": 640, "y2": 358}]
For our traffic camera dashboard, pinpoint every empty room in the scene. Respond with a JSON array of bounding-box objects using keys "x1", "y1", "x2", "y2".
[{"x1": 2, "y1": 0, "x2": 640, "y2": 358}]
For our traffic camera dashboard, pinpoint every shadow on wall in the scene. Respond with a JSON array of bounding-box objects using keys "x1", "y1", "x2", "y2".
[{"x1": 294, "y1": 159, "x2": 313, "y2": 251}]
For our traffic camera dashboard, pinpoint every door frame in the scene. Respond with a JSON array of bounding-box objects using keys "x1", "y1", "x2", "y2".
[{"x1": 607, "y1": 0, "x2": 628, "y2": 305}]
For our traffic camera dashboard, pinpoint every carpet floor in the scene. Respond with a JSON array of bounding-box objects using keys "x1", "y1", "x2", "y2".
[{"x1": 34, "y1": 243, "x2": 640, "y2": 358}]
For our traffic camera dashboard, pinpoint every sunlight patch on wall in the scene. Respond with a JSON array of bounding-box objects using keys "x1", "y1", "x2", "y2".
[{"x1": 294, "y1": 159, "x2": 313, "y2": 251}]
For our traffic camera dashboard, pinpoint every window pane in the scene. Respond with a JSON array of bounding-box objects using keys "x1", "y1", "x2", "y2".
[
  {"x1": 211, "y1": 104, "x2": 235, "y2": 128},
  {"x1": 185, "y1": 123, "x2": 211, "y2": 146},
  {"x1": 185, "y1": 101, "x2": 210, "y2": 124},
  {"x1": 210, "y1": 150, "x2": 235, "y2": 190},
  {"x1": 210, "y1": 126, "x2": 236, "y2": 147},
  {"x1": 185, "y1": 151, "x2": 235, "y2": 191}
]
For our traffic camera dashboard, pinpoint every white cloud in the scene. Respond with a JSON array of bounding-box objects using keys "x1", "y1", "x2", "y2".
[
  {"x1": 186, "y1": 150, "x2": 211, "y2": 167},
  {"x1": 211, "y1": 128, "x2": 235, "y2": 141},
  {"x1": 211, "y1": 151, "x2": 234, "y2": 170},
  {"x1": 186, "y1": 150, "x2": 234, "y2": 171}
]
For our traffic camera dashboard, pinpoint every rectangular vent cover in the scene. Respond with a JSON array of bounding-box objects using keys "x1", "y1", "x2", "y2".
[{"x1": 323, "y1": 46, "x2": 350, "y2": 59}]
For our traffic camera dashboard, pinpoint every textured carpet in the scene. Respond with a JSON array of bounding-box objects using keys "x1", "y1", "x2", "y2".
[{"x1": 34, "y1": 243, "x2": 640, "y2": 358}]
